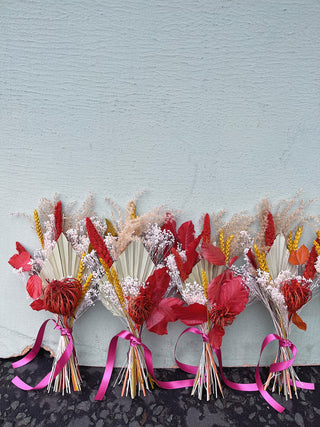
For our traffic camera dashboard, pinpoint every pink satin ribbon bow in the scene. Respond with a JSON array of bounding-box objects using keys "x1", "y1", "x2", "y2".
[
  {"x1": 11, "y1": 319, "x2": 74, "y2": 391},
  {"x1": 175, "y1": 328, "x2": 314, "y2": 413},
  {"x1": 95, "y1": 330, "x2": 195, "y2": 401}
]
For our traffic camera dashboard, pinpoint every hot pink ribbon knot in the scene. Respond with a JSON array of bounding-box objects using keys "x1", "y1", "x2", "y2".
[
  {"x1": 129, "y1": 336, "x2": 142, "y2": 347},
  {"x1": 279, "y1": 338, "x2": 291, "y2": 348},
  {"x1": 201, "y1": 332, "x2": 209, "y2": 343},
  {"x1": 54, "y1": 324, "x2": 72, "y2": 338}
]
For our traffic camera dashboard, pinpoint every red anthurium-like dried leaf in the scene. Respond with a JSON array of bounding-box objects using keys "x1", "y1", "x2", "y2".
[
  {"x1": 30, "y1": 299, "x2": 45, "y2": 311},
  {"x1": 175, "y1": 303, "x2": 207, "y2": 326},
  {"x1": 246, "y1": 248, "x2": 258, "y2": 270},
  {"x1": 184, "y1": 234, "x2": 201, "y2": 275},
  {"x1": 86, "y1": 217, "x2": 113, "y2": 267},
  {"x1": 26, "y1": 275, "x2": 43, "y2": 299},
  {"x1": 208, "y1": 326, "x2": 225, "y2": 349},
  {"x1": 207, "y1": 270, "x2": 233, "y2": 305},
  {"x1": 145, "y1": 267, "x2": 170, "y2": 306},
  {"x1": 201, "y1": 242, "x2": 225, "y2": 266},
  {"x1": 202, "y1": 214, "x2": 211, "y2": 244},
  {"x1": 16, "y1": 242, "x2": 26, "y2": 254},
  {"x1": 178, "y1": 221, "x2": 195, "y2": 251},
  {"x1": 8, "y1": 250, "x2": 32, "y2": 272},
  {"x1": 146, "y1": 298, "x2": 184, "y2": 335},
  {"x1": 217, "y1": 275, "x2": 249, "y2": 315},
  {"x1": 265, "y1": 211, "x2": 275, "y2": 247},
  {"x1": 54, "y1": 201, "x2": 63, "y2": 241}
]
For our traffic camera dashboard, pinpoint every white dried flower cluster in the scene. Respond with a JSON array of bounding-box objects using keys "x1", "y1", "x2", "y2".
[
  {"x1": 315, "y1": 255, "x2": 320, "y2": 274},
  {"x1": 121, "y1": 276, "x2": 143, "y2": 299},
  {"x1": 65, "y1": 218, "x2": 90, "y2": 256},
  {"x1": 254, "y1": 270, "x2": 289, "y2": 328},
  {"x1": 84, "y1": 251, "x2": 105, "y2": 280},
  {"x1": 43, "y1": 214, "x2": 56, "y2": 256},
  {"x1": 142, "y1": 223, "x2": 175, "y2": 265},
  {"x1": 30, "y1": 249, "x2": 45, "y2": 273},
  {"x1": 273, "y1": 270, "x2": 295, "y2": 289},
  {"x1": 104, "y1": 234, "x2": 117, "y2": 260},
  {"x1": 240, "y1": 231, "x2": 254, "y2": 249},
  {"x1": 181, "y1": 281, "x2": 206, "y2": 306},
  {"x1": 91, "y1": 217, "x2": 107, "y2": 236},
  {"x1": 166, "y1": 253, "x2": 184, "y2": 292},
  {"x1": 75, "y1": 284, "x2": 100, "y2": 319},
  {"x1": 99, "y1": 280, "x2": 123, "y2": 317}
]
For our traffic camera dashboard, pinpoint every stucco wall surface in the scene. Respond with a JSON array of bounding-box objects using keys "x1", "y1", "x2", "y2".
[{"x1": 1, "y1": 0, "x2": 320, "y2": 367}]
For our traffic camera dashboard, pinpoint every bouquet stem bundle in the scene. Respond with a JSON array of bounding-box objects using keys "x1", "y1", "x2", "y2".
[
  {"x1": 47, "y1": 315, "x2": 81, "y2": 394},
  {"x1": 115, "y1": 330, "x2": 151, "y2": 399},
  {"x1": 191, "y1": 325, "x2": 223, "y2": 401},
  {"x1": 263, "y1": 313, "x2": 298, "y2": 400}
]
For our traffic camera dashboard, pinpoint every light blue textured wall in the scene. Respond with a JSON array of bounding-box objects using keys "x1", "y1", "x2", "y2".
[{"x1": 1, "y1": 0, "x2": 320, "y2": 367}]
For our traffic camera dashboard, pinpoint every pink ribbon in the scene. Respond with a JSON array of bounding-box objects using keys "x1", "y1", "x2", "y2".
[
  {"x1": 95, "y1": 330, "x2": 195, "y2": 401},
  {"x1": 254, "y1": 333, "x2": 314, "y2": 413},
  {"x1": 174, "y1": 327, "x2": 257, "y2": 392},
  {"x1": 11, "y1": 319, "x2": 74, "y2": 391},
  {"x1": 175, "y1": 328, "x2": 314, "y2": 413}
]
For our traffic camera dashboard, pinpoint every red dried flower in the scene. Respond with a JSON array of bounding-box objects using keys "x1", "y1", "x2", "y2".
[
  {"x1": 209, "y1": 305, "x2": 237, "y2": 328},
  {"x1": 265, "y1": 211, "x2": 275, "y2": 247},
  {"x1": 303, "y1": 242, "x2": 319, "y2": 280},
  {"x1": 202, "y1": 213, "x2": 211, "y2": 244},
  {"x1": 43, "y1": 278, "x2": 82, "y2": 316},
  {"x1": 128, "y1": 291, "x2": 155, "y2": 326},
  {"x1": 86, "y1": 217, "x2": 113, "y2": 267},
  {"x1": 54, "y1": 201, "x2": 63, "y2": 241},
  {"x1": 172, "y1": 248, "x2": 188, "y2": 281},
  {"x1": 281, "y1": 278, "x2": 311, "y2": 314},
  {"x1": 207, "y1": 274, "x2": 249, "y2": 349}
]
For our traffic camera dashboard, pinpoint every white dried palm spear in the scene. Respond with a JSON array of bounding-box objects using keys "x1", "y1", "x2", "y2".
[
  {"x1": 187, "y1": 259, "x2": 224, "y2": 288},
  {"x1": 266, "y1": 234, "x2": 297, "y2": 280},
  {"x1": 39, "y1": 234, "x2": 81, "y2": 283},
  {"x1": 99, "y1": 240, "x2": 155, "y2": 317},
  {"x1": 113, "y1": 240, "x2": 155, "y2": 283}
]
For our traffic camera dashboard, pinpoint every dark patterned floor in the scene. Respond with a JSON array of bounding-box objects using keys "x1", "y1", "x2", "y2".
[{"x1": 1, "y1": 350, "x2": 319, "y2": 426}]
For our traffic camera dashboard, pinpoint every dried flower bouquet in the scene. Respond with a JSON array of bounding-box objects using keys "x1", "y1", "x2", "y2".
[
  {"x1": 242, "y1": 197, "x2": 318, "y2": 401},
  {"x1": 167, "y1": 213, "x2": 251, "y2": 400},
  {"x1": 9, "y1": 197, "x2": 100, "y2": 393},
  {"x1": 86, "y1": 201, "x2": 183, "y2": 399}
]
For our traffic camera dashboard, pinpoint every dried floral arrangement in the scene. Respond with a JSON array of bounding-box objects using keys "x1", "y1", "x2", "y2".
[
  {"x1": 8, "y1": 196, "x2": 102, "y2": 394},
  {"x1": 167, "y1": 212, "x2": 253, "y2": 400},
  {"x1": 85, "y1": 200, "x2": 188, "y2": 399},
  {"x1": 8, "y1": 194, "x2": 319, "y2": 412},
  {"x1": 240, "y1": 196, "x2": 318, "y2": 410}
]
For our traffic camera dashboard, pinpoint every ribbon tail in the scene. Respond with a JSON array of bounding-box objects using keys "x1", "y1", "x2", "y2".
[
  {"x1": 12, "y1": 320, "x2": 74, "y2": 391},
  {"x1": 214, "y1": 349, "x2": 258, "y2": 392},
  {"x1": 12, "y1": 319, "x2": 52, "y2": 369},
  {"x1": 95, "y1": 334, "x2": 121, "y2": 400},
  {"x1": 141, "y1": 342, "x2": 194, "y2": 389}
]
